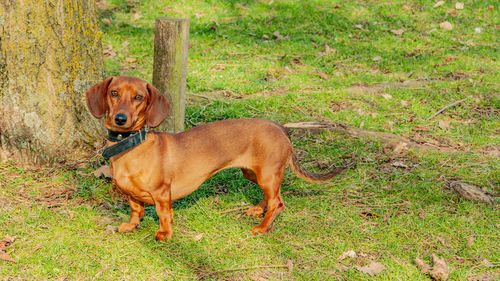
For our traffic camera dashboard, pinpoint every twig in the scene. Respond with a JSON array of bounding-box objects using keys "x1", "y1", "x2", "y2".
[
  {"x1": 187, "y1": 92, "x2": 215, "y2": 100},
  {"x1": 425, "y1": 97, "x2": 468, "y2": 121},
  {"x1": 219, "y1": 205, "x2": 249, "y2": 214}
]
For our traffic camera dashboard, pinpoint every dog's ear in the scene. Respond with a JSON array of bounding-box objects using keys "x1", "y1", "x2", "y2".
[
  {"x1": 85, "y1": 77, "x2": 113, "y2": 118},
  {"x1": 146, "y1": 83, "x2": 170, "y2": 128}
]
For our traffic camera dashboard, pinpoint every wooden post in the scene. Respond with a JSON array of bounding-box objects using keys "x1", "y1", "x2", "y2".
[{"x1": 152, "y1": 17, "x2": 189, "y2": 133}]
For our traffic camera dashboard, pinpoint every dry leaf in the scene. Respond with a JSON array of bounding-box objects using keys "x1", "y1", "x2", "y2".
[
  {"x1": 106, "y1": 225, "x2": 117, "y2": 234},
  {"x1": 445, "y1": 180, "x2": 495, "y2": 204},
  {"x1": 102, "y1": 18, "x2": 112, "y2": 25},
  {"x1": 273, "y1": 31, "x2": 285, "y2": 40},
  {"x1": 390, "y1": 29, "x2": 404, "y2": 35},
  {"x1": 430, "y1": 254, "x2": 450, "y2": 281},
  {"x1": 318, "y1": 43, "x2": 336, "y2": 57},
  {"x1": 438, "y1": 120, "x2": 451, "y2": 129},
  {"x1": 125, "y1": 58, "x2": 137, "y2": 63},
  {"x1": 372, "y1": 56, "x2": 382, "y2": 62},
  {"x1": 355, "y1": 24, "x2": 363, "y2": 29},
  {"x1": 433, "y1": 1, "x2": 445, "y2": 8},
  {"x1": 381, "y1": 93, "x2": 393, "y2": 99},
  {"x1": 93, "y1": 165, "x2": 112, "y2": 178},
  {"x1": 315, "y1": 71, "x2": 329, "y2": 80},
  {"x1": 193, "y1": 233, "x2": 204, "y2": 241},
  {"x1": 480, "y1": 259, "x2": 494, "y2": 268},
  {"x1": 392, "y1": 161, "x2": 409, "y2": 169},
  {"x1": 415, "y1": 257, "x2": 432, "y2": 273},
  {"x1": 133, "y1": 13, "x2": 142, "y2": 21},
  {"x1": 447, "y1": 9, "x2": 458, "y2": 16},
  {"x1": 337, "y1": 250, "x2": 357, "y2": 260},
  {"x1": 455, "y1": 2, "x2": 464, "y2": 10},
  {"x1": 466, "y1": 236, "x2": 474, "y2": 248},
  {"x1": 0, "y1": 251, "x2": 16, "y2": 263},
  {"x1": 440, "y1": 21, "x2": 453, "y2": 30},
  {"x1": 392, "y1": 141, "x2": 410, "y2": 154},
  {"x1": 356, "y1": 261, "x2": 386, "y2": 276}
]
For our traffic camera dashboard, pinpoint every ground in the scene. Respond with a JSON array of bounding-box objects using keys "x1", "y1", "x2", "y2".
[{"x1": 0, "y1": 0, "x2": 498, "y2": 280}]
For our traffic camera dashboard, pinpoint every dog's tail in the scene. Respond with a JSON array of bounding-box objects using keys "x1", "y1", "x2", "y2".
[{"x1": 288, "y1": 151, "x2": 347, "y2": 183}]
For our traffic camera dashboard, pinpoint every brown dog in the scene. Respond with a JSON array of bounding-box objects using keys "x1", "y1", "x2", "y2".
[{"x1": 85, "y1": 76, "x2": 346, "y2": 241}]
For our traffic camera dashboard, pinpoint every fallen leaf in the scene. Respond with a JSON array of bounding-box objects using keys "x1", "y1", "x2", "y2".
[
  {"x1": 392, "y1": 161, "x2": 409, "y2": 169},
  {"x1": 447, "y1": 9, "x2": 458, "y2": 16},
  {"x1": 455, "y1": 2, "x2": 464, "y2": 10},
  {"x1": 480, "y1": 259, "x2": 494, "y2": 268},
  {"x1": 445, "y1": 180, "x2": 495, "y2": 204},
  {"x1": 356, "y1": 261, "x2": 386, "y2": 276},
  {"x1": 415, "y1": 257, "x2": 431, "y2": 273},
  {"x1": 381, "y1": 93, "x2": 393, "y2": 99},
  {"x1": 412, "y1": 125, "x2": 432, "y2": 132},
  {"x1": 438, "y1": 120, "x2": 451, "y2": 129},
  {"x1": 125, "y1": 58, "x2": 137, "y2": 63},
  {"x1": 193, "y1": 233, "x2": 204, "y2": 241},
  {"x1": 106, "y1": 225, "x2": 117, "y2": 234},
  {"x1": 93, "y1": 165, "x2": 112, "y2": 178},
  {"x1": 133, "y1": 13, "x2": 142, "y2": 21},
  {"x1": 433, "y1": 1, "x2": 445, "y2": 8},
  {"x1": 392, "y1": 141, "x2": 410, "y2": 154},
  {"x1": 315, "y1": 71, "x2": 329, "y2": 80},
  {"x1": 440, "y1": 21, "x2": 453, "y2": 30},
  {"x1": 355, "y1": 24, "x2": 363, "y2": 29},
  {"x1": 390, "y1": 29, "x2": 404, "y2": 35},
  {"x1": 0, "y1": 251, "x2": 16, "y2": 263},
  {"x1": 372, "y1": 56, "x2": 382, "y2": 62},
  {"x1": 102, "y1": 18, "x2": 112, "y2": 25},
  {"x1": 466, "y1": 236, "x2": 474, "y2": 248},
  {"x1": 430, "y1": 254, "x2": 450, "y2": 281},
  {"x1": 273, "y1": 31, "x2": 285, "y2": 40},
  {"x1": 337, "y1": 250, "x2": 357, "y2": 260},
  {"x1": 262, "y1": 34, "x2": 269, "y2": 39},
  {"x1": 317, "y1": 43, "x2": 336, "y2": 57}
]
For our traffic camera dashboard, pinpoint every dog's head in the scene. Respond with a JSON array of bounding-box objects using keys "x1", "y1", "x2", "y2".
[{"x1": 85, "y1": 76, "x2": 170, "y2": 132}]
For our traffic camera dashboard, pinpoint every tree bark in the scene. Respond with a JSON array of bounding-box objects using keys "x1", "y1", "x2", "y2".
[
  {"x1": 152, "y1": 17, "x2": 189, "y2": 133},
  {"x1": 0, "y1": 0, "x2": 104, "y2": 165}
]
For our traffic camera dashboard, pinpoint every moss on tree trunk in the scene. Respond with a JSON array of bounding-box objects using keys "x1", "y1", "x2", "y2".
[{"x1": 0, "y1": 0, "x2": 104, "y2": 165}]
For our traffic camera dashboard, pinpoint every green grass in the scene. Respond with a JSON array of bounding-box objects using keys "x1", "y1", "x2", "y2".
[{"x1": 1, "y1": 0, "x2": 499, "y2": 280}]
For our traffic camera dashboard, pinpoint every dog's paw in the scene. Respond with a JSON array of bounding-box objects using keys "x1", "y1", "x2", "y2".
[
  {"x1": 118, "y1": 222, "x2": 138, "y2": 233},
  {"x1": 155, "y1": 230, "x2": 173, "y2": 241},
  {"x1": 250, "y1": 225, "x2": 267, "y2": 235},
  {"x1": 245, "y1": 206, "x2": 264, "y2": 217}
]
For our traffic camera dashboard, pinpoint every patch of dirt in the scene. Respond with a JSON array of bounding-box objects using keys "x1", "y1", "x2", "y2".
[{"x1": 346, "y1": 79, "x2": 429, "y2": 96}]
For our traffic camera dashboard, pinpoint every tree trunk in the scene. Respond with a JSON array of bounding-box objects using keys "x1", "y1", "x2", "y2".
[{"x1": 0, "y1": 0, "x2": 104, "y2": 165}]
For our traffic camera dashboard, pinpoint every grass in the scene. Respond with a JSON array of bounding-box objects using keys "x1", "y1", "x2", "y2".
[{"x1": 1, "y1": 0, "x2": 499, "y2": 280}]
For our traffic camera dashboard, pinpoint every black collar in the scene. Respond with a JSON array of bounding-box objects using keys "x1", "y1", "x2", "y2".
[{"x1": 102, "y1": 127, "x2": 147, "y2": 160}]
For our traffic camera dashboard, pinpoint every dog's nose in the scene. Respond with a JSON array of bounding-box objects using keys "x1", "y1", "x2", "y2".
[{"x1": 115, "y1": 113, "x2": 127, "y2": 125}]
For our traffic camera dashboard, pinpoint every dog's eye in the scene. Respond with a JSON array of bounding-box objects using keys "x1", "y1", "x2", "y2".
[
  {"x1": 110, "y1": 90, "x2": 118, "y2": 97},
  {"x1": 134, "y1": 94, "x2": 143, "y2": 101}
]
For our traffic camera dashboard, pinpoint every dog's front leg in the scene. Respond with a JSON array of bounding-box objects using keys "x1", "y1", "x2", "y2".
[
  {"x1": 118, "y1": 196, "x2": 145, "y2": 233},
  {"x1": 153, "y1": 185, "x2": 174, "y2": 241}
]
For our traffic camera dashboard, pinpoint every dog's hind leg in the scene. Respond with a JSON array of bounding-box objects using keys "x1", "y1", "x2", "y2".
[
  {"x1": 242, "y1": 168, "x2": 267, "y2": 217},
  {"x1": 249, "y1": 167, "x2": 285, "y2": 235}
]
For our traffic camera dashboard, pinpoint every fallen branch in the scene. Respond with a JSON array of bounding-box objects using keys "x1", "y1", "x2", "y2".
[
  {"x1": 282, "y1": 121, "x2": 447, "y2": 152},
  {"x1": 425, "y1": 97, "x2": 468, "y2": 121}
]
